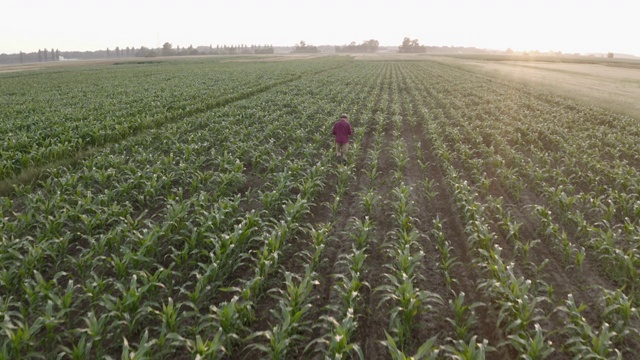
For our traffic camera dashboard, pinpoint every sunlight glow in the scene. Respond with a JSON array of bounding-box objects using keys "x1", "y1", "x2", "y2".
[{"x1": 1, "y1": 0, "x2": 638, "y2": 56}]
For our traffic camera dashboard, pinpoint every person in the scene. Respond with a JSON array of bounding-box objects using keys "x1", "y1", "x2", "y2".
[{"x1": 332, "y1": 114, "x2": 353, "y2": 161}]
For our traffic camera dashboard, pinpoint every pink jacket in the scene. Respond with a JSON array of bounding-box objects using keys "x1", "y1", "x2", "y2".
[{"x1": 332, "y1": 119, "x2": 352, "y2": 144}]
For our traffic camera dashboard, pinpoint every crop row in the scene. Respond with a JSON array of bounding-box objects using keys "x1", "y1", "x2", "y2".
[
  {"x1": 0, "y1": 57, "x2": 350, "y2": 180},
  {"x1": 402, "y1": 60, "x2": 640, "y2": 358},
  {"x1": 0, "y1": 58, "x2": 394, "y2": 358}
]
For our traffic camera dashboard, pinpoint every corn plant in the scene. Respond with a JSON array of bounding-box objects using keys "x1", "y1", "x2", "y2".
[
  {"x1": 382, "y1": 331, "x2": 439, "y2": 360},
  {"x1": 505, "y1": 323, "x2": 554, "y2": 360},
  {"x1": 335, "y1": 163, "x2": 355, "y2": 199},
  {"x1": 302, "y1": 224, "x2": 331, "y2": 271},
  {"x1": 247, "y1": 220, "x2": 292, "y2": 298},
  {"x1": 57, "y1": 334, "x2": 92, "y2": 360},
  {"x1": 315, "y1": 308, "x2": 364, "y2": 360},
  {"x1": 378, "y1": 251, "x2": 442, "y2": 349},
  {"x1": 533, "y1": 205, "x2": 579, "y2": 268},
  {"x1": 349, "y1": 216, "x2": 375, "y2": 249},
  {"x1": 147, "y1": 297, "x2": 184, "y2": 353},
  {"x1": 312, "y1": 216, "x2": 370, "y2": 358},
  {"x1": 447, "y1": 291, "x2": 484, "y2": 342},
  {"x1": 76, "y1": 310, "x2": 108, "y2": 355},
  {"x1": 390, "y1": 140, "x2": 409, "y2": 183},
  {"x1": 391, "y1": 184, "x2": 416, "y2": 233},
  {"x1": 297, "y1": 162, "x2": 327, "y2": 202},
  {"x1": 170, "y1": 330, "x2": 225, "y2": 360},
  {"x1": 332, "y1": 248, "x2": 365, "y2": 308},
  {"x1": 99, "y1": 274, "x2": 158, "y2": 338},
  {"x1": 120, "y1": 330, "x2": 156, "y2": 360},
  {"x1": 432, "y1": 218, "x2": 459, "y2": 290},
  {"x1": 598, "y1": 242, "x2": 640, "y2": 293},
  {"x1": 248, "y1": 270, "x2": 318, "y2": 359},
  {"x1": 208, "y1": 296, "x2": 249, "y2": 354},
  {"x1": 599, "y1": 288, "x2": 639, "y2": 342},
  {"x1": 38, "y1": 300, "x2": 65, "y2": 351},
  {"x1": 365, "y1": 149, "x2": 381, "y2": 184},
  {"x1": 478, "y1": 247, "x2": 548, "y2": 334},
  {"x1": 421, "y1": 178, "x2": 438, "y2": 203},
  {"x1": 443, "y1": 335, "x2": 491, "y2": 360},
  {"x1": 1, "y1": 312, "x2": 43, "y2": 359},
  {"x1": 329, "y1": 195, "x2": 342, "y2": 222},
  {"x1": 557, "y1": 294, "x2": 622, "y2": 359},
  {"x1": 360, "y1": 189, "x2": 379, "y2": 218}
]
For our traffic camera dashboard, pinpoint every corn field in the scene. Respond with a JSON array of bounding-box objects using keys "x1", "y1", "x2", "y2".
[{"x1": 1, "y1": 56, "x2": 639, "y2": 359}]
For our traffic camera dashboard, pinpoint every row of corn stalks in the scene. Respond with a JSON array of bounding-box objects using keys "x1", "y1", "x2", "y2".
[
  {"x1": 0, "y1": 60, "x2": 389, "y2": 358},
  {"x1": 409, "y1": 59, "x2": 636, "y2": 358}
]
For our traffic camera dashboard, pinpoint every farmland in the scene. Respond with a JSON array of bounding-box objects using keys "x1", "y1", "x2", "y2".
[
  {"x1": 1, "y1": 55, "x2": 640, "y2": 359},
  {"x1": 432, "y1": 54, "x2": 640, "y2": 121}
]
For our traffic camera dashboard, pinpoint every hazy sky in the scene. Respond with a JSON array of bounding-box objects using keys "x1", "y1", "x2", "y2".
[{"x1": 2, "y1": 0, "x2": 638, "y2": 56}]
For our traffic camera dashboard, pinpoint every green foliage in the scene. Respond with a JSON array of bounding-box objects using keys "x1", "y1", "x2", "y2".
[
  {"x1": 383, "y1": 331, "x2": 439, "y2": 360},
  {"x1": 2, "y1": 56, "x2": 640, "y2": 359}
]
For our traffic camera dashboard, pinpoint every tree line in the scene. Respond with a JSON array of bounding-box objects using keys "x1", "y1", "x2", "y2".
[
  {"x1": 161, "y1": 42, "x2": 274, "y2": 56},
  {"x1": 2, "y1": 46, "x2": 153, "y2": 64},
  {"x1": 293, "y1": 41, "x2": 319, "y2": 54},
  {"x1": 1, "y1": 37, "x2": 434, "y2": 65},
  {"x1": 0, "y1": 44, "x2": 275, "y2": 64},
  {"x1": 335, "y1": 39, "x2": 379, "y2": 53}
]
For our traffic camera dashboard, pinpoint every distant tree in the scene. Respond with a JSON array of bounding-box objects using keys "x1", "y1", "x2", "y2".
[
  {"x1": 51, "y1": 48, "x2": 55, "y2": 61},
  {"x1": 336, "y1": 39, "x2": 379, "y2": 53},
  {"x1": 365, "y1": 39, "x2": 379, "y2": 52},
  {"x1": 55, "y1": 49, "x2": 60, "y2": 61},
  {"x1": 38, "y1": 49, "x2": 43, "y2": 62},
  {"x1": 607, "y1": 52, "x2": 614, "y2": 59},
  {"x1": 43, "y1": 48, "x2": 48, "y2": 62},
  {"x1": 506, "y1": 47, "x2": 514, "y2": 54},
  {"x1": 138, "y1": 46, "x2": 157, "y2": 57},
  {"x1": 106, "y1": 48, "x2": 111, "y2": 58},
  {"x1": 398, "y1": 37, "x2": 427, "y2": 53},
  {"x1": 293, "y1": 40, "x2": 319, "y2": 53},
  {"x1": 254, "y1": 44, "x2": 274, "y2": 54},
  {"x1": 19, "y1": 51, "x2": 24, "y2": 64},
  {"x1": 115, "y1": 46, "x2": 120, "y2": 57},
  {"x1": 162, "y1": 42, "x2": 173, "y2": 56},
  {"x1": 187, "y1": 45, "x2": 199, "y2": 55}
]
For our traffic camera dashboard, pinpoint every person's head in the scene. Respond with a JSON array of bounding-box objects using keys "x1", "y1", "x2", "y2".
[{"x1": 340, "y1": 114, "x2": 349, "y2": 121}]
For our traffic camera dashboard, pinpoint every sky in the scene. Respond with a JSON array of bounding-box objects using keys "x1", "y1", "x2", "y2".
[{"x1": 2, "y1": 0, "x2": 639, "y2": 56}]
